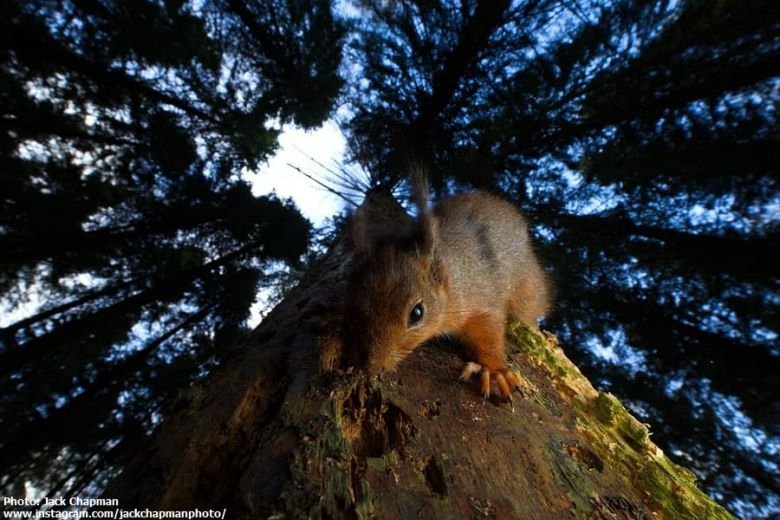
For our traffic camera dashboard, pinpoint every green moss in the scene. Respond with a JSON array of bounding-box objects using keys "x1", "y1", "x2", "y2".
[
  {"x1": 593, "y1": 392, "x2": 650, "y2": 448},
  {"x1": 366, "y1": 457, "x2": 386, "y2": 473},
  {"x1": 548, "y1": 441, "x2": 598, "y2": 515},
  {"x1": 508, "y1": 324, "x2": 573, "y2": 378},
  {"x1": 280, "y1": 378, "x2": 370, "y2": 518},
  {"x1": 640, "y1": 457, "x2": 733, "y2": 519},
  {"x1": 321, "y1": 380, "x2": 350, "y2": 423},
  {"x1": 508, "y1": 323, "x2": 547, "y2": 352},
  {"x1": 620, "y1": 416, "x2": 649, "y2": 446},
  {"x1": 282, "y1": 417, "x2": 352, "y2": 518},
  {"x1": 583, "y1": 393, "x2": 732, "y2": 518},
  {"x1": 595, "y1": 392, "x2": 621, "y2": 425},
  {"x1": 568, "y1": 379, "x2": 730, "y2": 517},
  {"x1": 353, "y1": 478, "x2": 374, "y2": 519}
]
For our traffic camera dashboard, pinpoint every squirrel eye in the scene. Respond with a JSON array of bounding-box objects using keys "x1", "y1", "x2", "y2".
[{"x1": 408, "y1": 302, "x2": 424, "y2": 326}]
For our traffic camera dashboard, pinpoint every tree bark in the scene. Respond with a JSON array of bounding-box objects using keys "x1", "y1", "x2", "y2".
[{"x1": 107, "y1": 192, "x2": 732, "y2": 519}]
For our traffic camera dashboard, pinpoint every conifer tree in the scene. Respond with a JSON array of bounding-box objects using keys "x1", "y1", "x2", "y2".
[
  {"x1": 340, "y1": 0, "x2": 779, "y2": 515},
  {"x1": 0, "y1": 0, "x2": 343, "y2": 496}
]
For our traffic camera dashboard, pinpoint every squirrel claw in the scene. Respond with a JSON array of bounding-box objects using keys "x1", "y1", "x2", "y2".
[
  {"x1": 480, "y1": 368, "x2": 491, "y2": 402},
  {"x1": 459, "y1": 362, "x2": 482, "y2": 382},
  {"x1": 460, "y1": 363, "x2": 520, "y2": 408}
]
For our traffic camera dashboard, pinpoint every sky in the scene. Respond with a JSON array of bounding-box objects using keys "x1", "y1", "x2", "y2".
[
  {"x1": 243, "y1": 119, "x2": 350, "y2": 226},
  {"x1": 0, "y1": 121, "x2": 354, "y2": 330},
  {"x1": 243, "y1": 119, "x2": 355, "y2": 326}
]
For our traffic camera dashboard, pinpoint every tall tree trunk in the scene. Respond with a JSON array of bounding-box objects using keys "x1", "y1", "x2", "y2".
[{"x1": 107, "y1": 192, "x2": 732, "y2": 519}]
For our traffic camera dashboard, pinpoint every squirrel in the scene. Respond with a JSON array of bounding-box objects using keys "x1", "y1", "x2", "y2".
[{"x1": 344, "y1": 177, "x2": 550, "y2": 403}]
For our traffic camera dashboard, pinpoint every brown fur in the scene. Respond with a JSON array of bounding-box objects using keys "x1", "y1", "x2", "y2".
[{"x1": 345, "y1": 189, "x2": 550, "y2": 400}]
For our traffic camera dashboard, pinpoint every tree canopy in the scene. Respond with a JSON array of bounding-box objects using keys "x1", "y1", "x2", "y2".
[
  {"x1": 339, "y1": 0, "x2": 778, "y2": 516},
  {"x1": 0, "y1": 0, "x2": 343, "y2": 498},
  {"x1": 1, "y1": 0, "x2": 777, "y2": 517}
]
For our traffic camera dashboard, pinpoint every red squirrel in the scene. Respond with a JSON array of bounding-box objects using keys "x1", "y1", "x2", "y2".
[{"x1": 345, "y1": 180, "x2": 550, "y2": 403}]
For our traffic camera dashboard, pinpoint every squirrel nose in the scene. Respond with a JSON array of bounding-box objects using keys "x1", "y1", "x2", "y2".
[
  {"x1": 366, "y1": 351, "x2": 386, "y2": 375},
  {"x1": 366, "y1": 358, "x2": 382, "y2": 375}
]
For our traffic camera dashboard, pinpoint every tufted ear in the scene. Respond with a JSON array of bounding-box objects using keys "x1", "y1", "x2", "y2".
[
  {"x1": 346, "y1": 207, "x2": 375, "y2": 259},
  {"x1": 414, "y1": 210, "x2": 437, "y2": 257},
  {"x1": 409, "y1": 164, "x2": 437, "y2": 256},
  {"x1": 429, "y1": 253, "x2": 450, "y2": 289}
]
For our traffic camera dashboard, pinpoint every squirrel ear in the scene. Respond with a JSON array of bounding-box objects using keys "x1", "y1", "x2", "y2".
[
  {"x1": 416, "y1": 211, "x2": 437, "y2": 256},
  {"x1": 430, "y1": 255, "x2": 449, "y2": 288},
  {"x1": 346, "y1": 209, "x2": 374, "y2": 259},
  {"x1": 409, "y1": 165, "x2": 437, "y2": 256}
]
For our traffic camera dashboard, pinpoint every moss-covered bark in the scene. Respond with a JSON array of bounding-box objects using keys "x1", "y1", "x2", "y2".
[{"x1": 108, "y1": 194, "x2": 732, "y2": 519}]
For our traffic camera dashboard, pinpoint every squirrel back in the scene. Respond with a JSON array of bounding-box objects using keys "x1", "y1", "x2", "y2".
[
  {"x1": 435, "y1": 192, "x2": 550, "y2": 328},
  {"x1": 345, "y1": 187, "x2": 550, "y2": 376}
]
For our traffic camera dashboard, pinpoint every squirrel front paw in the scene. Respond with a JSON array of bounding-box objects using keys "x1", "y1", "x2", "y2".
[{"x1": 459, "y1": 362, "x2": 520, "y2": 408}]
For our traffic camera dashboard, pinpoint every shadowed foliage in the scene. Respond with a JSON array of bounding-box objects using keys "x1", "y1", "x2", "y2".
[
  {"x1": 0, "y1": 0, "x2": 343, "y2": 497},
  {"x1": 340, "y1": 0, "x2": 778, "y2": 516},
  {"x1": 1, "y1": 0, "x2": 777, "y2": 517}
]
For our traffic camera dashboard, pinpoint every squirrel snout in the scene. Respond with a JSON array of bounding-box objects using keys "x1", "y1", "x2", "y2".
[
  {"x1": 365, "y1": 354, "x2": 385, "y2": 376},
  {"x1": 365, "y1": 345, "x2": 397, "y2": 375}
]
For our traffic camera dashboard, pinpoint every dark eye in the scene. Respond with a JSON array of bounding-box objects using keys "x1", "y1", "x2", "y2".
[{"x1": 408, "y1": 302, "x2": 424, "y2": 326}]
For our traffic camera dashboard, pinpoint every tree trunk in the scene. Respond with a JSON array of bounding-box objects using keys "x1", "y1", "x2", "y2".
[{"x1": 107, "y1": 192, "x2": 732, "y2": 519}]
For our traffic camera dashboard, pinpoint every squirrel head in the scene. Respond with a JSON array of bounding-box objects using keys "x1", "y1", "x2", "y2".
[{"x1": 345, "y1": 205, "x2": 450, "y2": 375}]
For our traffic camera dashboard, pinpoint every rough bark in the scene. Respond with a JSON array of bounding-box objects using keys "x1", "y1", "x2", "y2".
[{"x1": 107, "y1": 193, "x2": 732, "y2": 519}]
